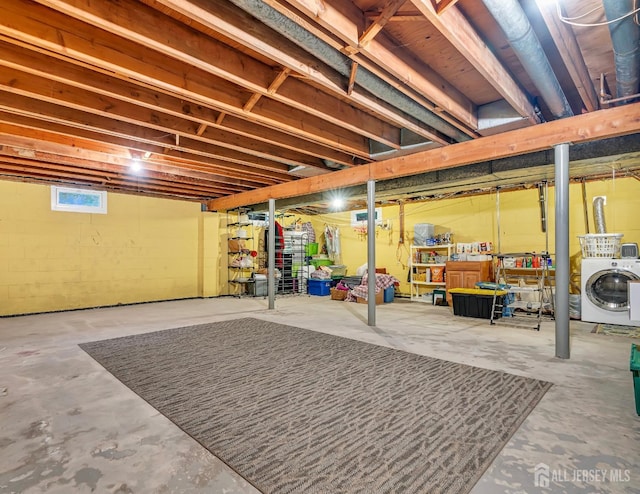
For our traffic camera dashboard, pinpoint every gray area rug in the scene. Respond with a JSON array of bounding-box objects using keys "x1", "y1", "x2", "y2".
[{"x1": 80, "y1": 318, "x2": 552, "y2": 493}]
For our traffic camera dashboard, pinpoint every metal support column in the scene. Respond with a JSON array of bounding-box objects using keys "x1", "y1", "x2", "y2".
[
  {"x1": 268, "y1": 198, "x2": 275, "y2": 310},
  {"x1": 555, "y1": 143, "x2": 570, "y2": 358},
  {"x1": 367, "y1": 180, "x2": 376, "y2": 326}
]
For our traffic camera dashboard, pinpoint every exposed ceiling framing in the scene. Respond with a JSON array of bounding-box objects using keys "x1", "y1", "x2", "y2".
[{"x1": 0, "y1": 0, "x2": 638, "y2": 210}]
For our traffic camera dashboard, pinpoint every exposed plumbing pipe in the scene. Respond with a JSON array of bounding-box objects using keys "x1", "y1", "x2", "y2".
[
  {"x1": 581, "y1": 180, "x2": 590, "y2": 234},
  {"x1": 227, "y1": 0, "x2": 470, "y2": 143},
  {"x1": 603, "y1": 0, "x2": 640, "y2": 102},
  {"x1": 482, "y1": 0, "x2": 573, "y2": 119}
]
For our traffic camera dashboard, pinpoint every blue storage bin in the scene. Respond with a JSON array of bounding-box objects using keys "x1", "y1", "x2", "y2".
[
  {"x1": 308, "y1": 279, "x2": 331, "y2": 296},
  {"x1": 384, "y1": 286, "x2": 395, "y2": 303}
]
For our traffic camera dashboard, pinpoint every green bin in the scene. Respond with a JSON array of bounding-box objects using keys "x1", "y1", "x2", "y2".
[
  {"x1": 631, "y1": 344, "x2": 640, "y2": 416},
  {"x1": 305, "y1": 242, "x2": 318, "y2": 256},
  {"x1": 311, "y1": 258, "x2": 332, "y2": 269}
]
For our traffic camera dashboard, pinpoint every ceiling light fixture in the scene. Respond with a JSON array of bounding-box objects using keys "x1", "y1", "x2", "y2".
[{"x1": 130, "y1": 158, "x2": 142, "y2": 173}]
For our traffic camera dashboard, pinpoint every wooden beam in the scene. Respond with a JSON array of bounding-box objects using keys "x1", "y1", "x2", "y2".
[
  {"x1": 282, "y1": 0, "x2": 478, "y2": 131},
  {"x1": 2, "y1": 1, "x2": 379, "y2": 157},
  {"x1": 0, "y1": 64, "x2": 330, "y2": 169},
  {"x1": 0, "y1": 157, "x2": 246, "y2": 196},
  {"x1": 0, "y1": 39, "x2": 357, "y2": 166},
  {"x1": 434, "y1": 0, "x2": 460, "y2": 14},
  {"x1": 0, "y1": 87, "x2": 305, "y2": 173},
  {"x1": 196, "y1": 123, "x2": 208, "y2": 136},
  {"x1": 147, "y1": 0, "x2": 448, "y2": 144},
  {"x1": 347, "y1": 61, "x2": 358, "y2": 96},
  {"x1": 0, "y1": 118, "x2": 292, "y2": 183},
  {"x1": 243, "y1": 93, "x2": 262, "y2": 113},
  {"x1": 207, "y1": 103, "x2": 640, "y2": 210},
  {"x1": 534, "y1": 0, "x2": 599, "y2": 112},
  {"x1": 267, "y1": 68, "x2": 291, "y2": 94},
  {"x1": 364, "y1": 11, "x2": 425, "y2": 21},
  {"x1": 358, "y1": 0, "x2": 407, "y2": 48},
  {"x1": 410, "y1": 0, "x2": 539, "y2": 125},
  {"x1": 28, "y1": 0, "x2": 401, "y2": 152}
]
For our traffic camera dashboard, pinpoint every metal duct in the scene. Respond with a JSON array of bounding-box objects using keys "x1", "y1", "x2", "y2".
[
  {"x1": 603, "y1": 0, "x2": 640, "y2": 101},
  {"x1": 482, "y1": 0, "x2": 573, "y2": 119},
  {"x1": 227, "y1": 0, "x2": 469, "y2": 143},
  {"x1": 593, "y1": 196, "x2": 607, "y2": 234}
]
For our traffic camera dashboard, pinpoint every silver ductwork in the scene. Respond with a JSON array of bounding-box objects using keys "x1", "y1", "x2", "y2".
[
  {"x1": 227, "y1": 0, "x2": 469, "y2": 143},
  {"x1": 593, "y1": 196, "x2": 607, "y2": 234},
  {"x1": 482, "y1": 0, "x2": 573, "y2": 119},
  {"x1": 603, "y1": 0, "x2": 640, "y2": 101}
]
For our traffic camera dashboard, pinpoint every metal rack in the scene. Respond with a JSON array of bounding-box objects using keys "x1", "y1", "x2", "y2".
[
  {"x1": 260, "y1": 227, "x2": 309, "y2": 295},
  {"x1": 227, "y1": 208, "x2": 255, "y2": 297},
  {"x1": 490, "y1": 253, "x2": 555, "y2": 331}
]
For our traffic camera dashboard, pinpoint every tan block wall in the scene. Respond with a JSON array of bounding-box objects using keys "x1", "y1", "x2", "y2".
[{"x1": 0, "y1": 181, "x2": 222, "y2": 315}]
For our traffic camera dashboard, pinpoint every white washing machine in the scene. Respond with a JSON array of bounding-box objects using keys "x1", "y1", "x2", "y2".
[{"x1": 581, "y1": 258, "x2": 640, "y2": 325}]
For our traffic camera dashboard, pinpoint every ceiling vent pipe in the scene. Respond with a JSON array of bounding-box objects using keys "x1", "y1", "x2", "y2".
[
  {"x1": 227, "y1": 0, "x2": 469, "y2": 143},
  {"x1": 603, "y1": 0, "x2": 640, "y2": 102},
  {"x1": 481, "y1": 0, "x2": 573, "y2": 119}
]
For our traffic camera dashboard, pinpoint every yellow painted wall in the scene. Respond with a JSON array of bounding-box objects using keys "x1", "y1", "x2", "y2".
[
  {"x1": 1, "y1": 175, "x2": 636, "y2": 314},
  {"x1": 0, "y1": 181, "x2": 222, "y2": 316},
  {"x1": 301, "y1": 177, "x2": 639, "y2": 296}
]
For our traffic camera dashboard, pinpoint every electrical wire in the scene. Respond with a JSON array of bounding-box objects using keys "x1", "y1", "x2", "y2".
[{"x1": 556, "y1": 0, "x2": 640, "y2": 27}]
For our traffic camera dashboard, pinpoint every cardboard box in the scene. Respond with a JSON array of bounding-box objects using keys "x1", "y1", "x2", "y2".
[{"x1": 356, "y1": 290, "x2": 384, "y2": 305}]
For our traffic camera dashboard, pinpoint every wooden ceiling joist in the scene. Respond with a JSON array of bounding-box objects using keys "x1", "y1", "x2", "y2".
[
  {"x1": 0, "y1": 41, "x2": 357, "y2": 167},
  {"x1": 410, "y1": 0, "x2": 539, "y2": 125},
  {"x1": 146, "y1": 0, "x2": 451, "y2": 144},
  {"x1": 0, "y1": 68, "x2": 332, "y2": 170},
  {"x1": 282, "y1": 0, "x2": 478, "y2": 130},
  {"x1": 0, "y1": 146, "x2": 274, "y2": 190},
  {"x1": 358, "y1": 0, "x2": 407, "y2": 48},
  {"x1": 0, "y1": 158, "x2": 237, "y2": 197},
  {"x1": 0, "y1": 123, "x2": 292, "y2": 185},
  {"x1": 28, "y1": 0, "x2": 403, "y2": 152},
  {"x1": 0, "y1": 90, "x2": 307, "y2": 175},
  {"x1": 0, "y1": 0, "x2": 381, "y2": 157}
]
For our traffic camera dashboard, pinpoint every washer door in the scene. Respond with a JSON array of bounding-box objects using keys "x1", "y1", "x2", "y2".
[{"x1": 586, "y1": 269, "x2": 640, "y2": 311}]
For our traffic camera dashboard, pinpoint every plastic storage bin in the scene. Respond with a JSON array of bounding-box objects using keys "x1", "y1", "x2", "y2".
[
  {"x1": 310, "y1": 259, "x2": 333, "y2": 269},
  {"x1": 305, "y1": 242, "x2": 319, "y2": 256},
  {"x1": 631, "y1": 344, "x2": 640, "y2": 416},
  {"x1": 308, "y1": 279, "x2": 331, "y2": 296},
  {"x1": 249, "y1": 280, "x2": 267, "y2": 297},
  {"x1": 414, "y1": 223, "x2": 435, "y2": 246},
  {"x1": 328, "y1": 264, "x2": 347, "y2": 278},
  {"x1": 384, "y1": 286, "x2": 394, "y2": 303},
  {"x1": 449, "y1": 288, "x2": 507, "y2": 319}
]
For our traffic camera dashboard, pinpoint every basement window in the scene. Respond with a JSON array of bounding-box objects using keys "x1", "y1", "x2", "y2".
[{"x1": 51, "y1": 186, "x2": 107, "y2": 214}]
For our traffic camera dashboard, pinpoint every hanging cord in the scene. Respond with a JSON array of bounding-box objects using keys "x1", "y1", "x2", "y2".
[
  {"x1": 496, "y1": 187, "x2": 501, "y2": 254},
  {"x1": 395, "y1": 201, "x2": 410, "y2": 269},
  {"x1": 555, "y1": 0, "x2": 640, "y2": 27}
]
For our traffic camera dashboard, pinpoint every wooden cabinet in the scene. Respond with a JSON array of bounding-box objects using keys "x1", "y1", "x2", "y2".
[{"x1": 445, "y1": 261, "x2": 493, "y2": 304}]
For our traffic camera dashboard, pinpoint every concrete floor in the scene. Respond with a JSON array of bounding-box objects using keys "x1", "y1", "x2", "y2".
[{"x1": 0, "y1": 296, "x2": 638, "y2": 494}]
